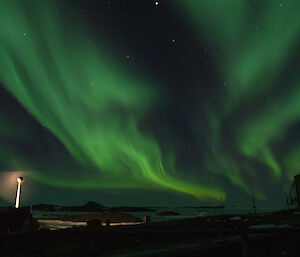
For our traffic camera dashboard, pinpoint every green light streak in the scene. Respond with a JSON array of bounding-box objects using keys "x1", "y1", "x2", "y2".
[
  {"x1": 176, "y1": 0, "x2": 300, "y2": 106},
  {"x1": 0, "y1": 0, "x2": 224, "y2": 201},
  {"x1": 175, "y1": 0, "x2": 300, "y2": 199}
]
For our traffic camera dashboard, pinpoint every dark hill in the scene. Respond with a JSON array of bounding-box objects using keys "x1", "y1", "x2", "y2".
[
  {"x1": 31, "y1": 201, "x2": 105, "y2": 212},
  {"x1": 32, "y1": 203, "x2": 56, "y2": 211},
  {"x1": 60, "y1": 201, "x2": 105, "y2": 212}
]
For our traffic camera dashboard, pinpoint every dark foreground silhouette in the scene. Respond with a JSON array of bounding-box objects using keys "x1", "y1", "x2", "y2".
[{"x1": 1, "y1": 207, "x2": 300, "y2": 257}]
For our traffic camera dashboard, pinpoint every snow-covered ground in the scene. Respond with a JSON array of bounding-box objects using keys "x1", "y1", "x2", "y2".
[
  {"x1": 37, "y1": 219, "x2": 141, "y2": 230},
  {"x1": 33, "y1": 205, "x2": 287, "y2": 230}
]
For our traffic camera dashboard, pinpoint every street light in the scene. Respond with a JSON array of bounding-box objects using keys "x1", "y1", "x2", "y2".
[{"x1": 15, "y1": 177, "x2": 23, "y2": 208}]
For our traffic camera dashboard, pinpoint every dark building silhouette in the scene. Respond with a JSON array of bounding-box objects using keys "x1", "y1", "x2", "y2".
[{"x1": 0, "y1": 207, "x2": 37, "y2": 232}]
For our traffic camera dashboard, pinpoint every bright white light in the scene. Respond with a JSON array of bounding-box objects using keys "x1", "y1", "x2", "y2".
[
  {"x1": 0, "y1": 172, "x2": 31, "y2": 204},
  {"x1": 155, "y1": 1, "x2": 159, "y2": 6},
  {"x1": 15, "y1": 177, "x2": 23, "y2": 208}
]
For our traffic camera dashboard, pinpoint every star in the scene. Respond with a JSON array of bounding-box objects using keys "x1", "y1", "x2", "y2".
[{"x1": 155, "y1": 1, "x2": 159, "y2": 6}]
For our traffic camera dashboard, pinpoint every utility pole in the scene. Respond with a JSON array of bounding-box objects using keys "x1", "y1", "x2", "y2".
[
  {"x1": 286, "y1": 192, "x2": 290, "y2": 210},
  {"x1": 252, "y1": 196, "x2": 256, "y2": 217}
]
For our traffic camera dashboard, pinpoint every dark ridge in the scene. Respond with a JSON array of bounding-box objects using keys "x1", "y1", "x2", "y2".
[
  {"x1": 60, "y1": 201, "x2": 105, "y2": 212},
  {"x1": 32, "y1": 203, "x2": 56, "y2": 211},
  {"x1": 31, "y1": 202, "x2": 105, "y2": 212}
]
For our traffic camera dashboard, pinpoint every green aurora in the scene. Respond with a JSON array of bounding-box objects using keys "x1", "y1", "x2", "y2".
[
  {"x1": 0, "y1": 0, "x2": 223, "y2": 201},
  {"x1": 174, "y1": 0, "x2": 300, "y2": 200},
  {"x1": 0, "y1": 0, "x2": 300, "y2": 204}
]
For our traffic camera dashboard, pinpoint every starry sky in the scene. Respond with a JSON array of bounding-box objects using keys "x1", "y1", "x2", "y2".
[{"x1": 0, "y1": 0, "x2": 300, "y2": 207}]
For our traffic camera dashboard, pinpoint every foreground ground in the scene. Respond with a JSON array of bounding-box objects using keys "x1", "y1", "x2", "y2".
[{"x1": 1, "y1": 209, "x2": 300, "y2": 257}]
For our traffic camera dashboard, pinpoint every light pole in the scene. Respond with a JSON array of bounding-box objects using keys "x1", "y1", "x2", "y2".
[{"x1": 15, "y1": 177, "x2": 23, "y2": 208}]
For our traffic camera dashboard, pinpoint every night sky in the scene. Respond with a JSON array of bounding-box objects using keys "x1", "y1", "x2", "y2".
[{"x1": 0, "y1": 0, "x2": 300, "y2": 207}]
